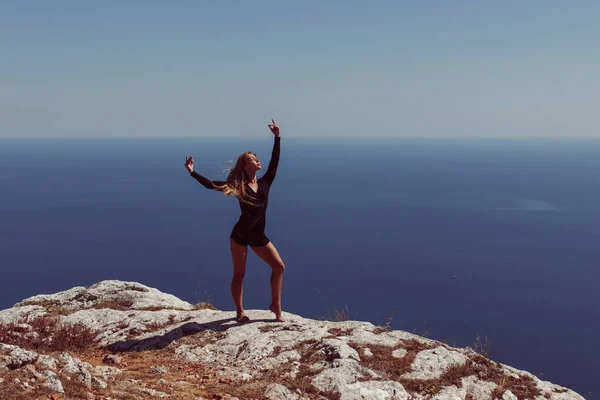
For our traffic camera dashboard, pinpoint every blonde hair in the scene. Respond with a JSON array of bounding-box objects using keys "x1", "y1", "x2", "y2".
[{"x1": 216, "y1": 152, "x2": 261, "y2": 206}]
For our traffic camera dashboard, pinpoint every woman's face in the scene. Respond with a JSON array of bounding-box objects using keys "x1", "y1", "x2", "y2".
[{"x1": 244, "y1": 153, "x2": 261, "y2": 173}]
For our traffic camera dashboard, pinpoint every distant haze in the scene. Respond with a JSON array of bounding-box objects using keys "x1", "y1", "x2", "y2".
[{"x1": 1, "y1": 2, "x2": 599, "y2": 138}]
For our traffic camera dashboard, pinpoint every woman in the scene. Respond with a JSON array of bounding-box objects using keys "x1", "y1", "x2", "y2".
[{"x1": 184, "y1": 119, "x2": 285, "y2": 323}]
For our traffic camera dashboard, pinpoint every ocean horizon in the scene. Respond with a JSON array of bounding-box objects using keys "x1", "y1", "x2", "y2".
[{"x1": 1, "y1": 137, "x2": 598, "y2": 396}]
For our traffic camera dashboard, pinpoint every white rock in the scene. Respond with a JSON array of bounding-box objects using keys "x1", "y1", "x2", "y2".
[
  {"x1": 23, "y1": 331, "x2": 39, "y2": 340},
  {"x1": 391, "y1": 348, "x2": 407, "y2": 358},
  {"x1": 36, "y1": 354, "x2": 58, "y2": 371},
  {"x1": 502, "y1": 390, "x2": 518, "y2": 400},
  {"x1": 462, "y1": 376, "x2": 496, "y2": 400},
  {"x1": 0, "y1": 305, "x2": 51, "y2": 325},
  {"x1": 138, "y1": 387, "x2": 170, "y2": 397},
  {"x1": 264, "y1": 383, "x2": 301, "y2": 400},
  {"x1": 312, "y1": 359, "x2": 364, "y2": 392},
  {"x1": 402, "y1": 346, "x2": 467, "y2": 380},
  {"x1": 501, "y1": 364, "x2": 585, "y2": 400},
  {"x1": 1, "y1": 280, "x2": 587, "y2": 400},
  {"x1": 320, "y1": 338, "x2": 360, "y2": 362},
  {"x1": 341, "y1": 380, "x2": 409, "y2": 400},
  {"x1": 16, "y1": 280, "x2": 194, "y2": 312},
  {"x1": 15, "y1": 287, "x2": 86, "y2": 309},
  {"x1": 39, "y1": 370, "x2": 64, "y2": 393},
  {"x1": 430, "y1": 385, "x2": 465, "y2": 400},
  {"x1": 7, "y1": 345, "x2": 39, "y2": 369},
  {"x1": 76, "y1": 370, "x2": 93, "y2": 389},
  {"x1": 93, "y1": 376, "x2": 108, "y2": 389},
  {"x1": 235, "y1": 372, "x2": 253, "y2": 381},
  {"x1": 94, "y1": 365, "x2": 123, "y2": 381},
  {"x1": 58, "y1": 352, "x2": 93, "y2": 375}
]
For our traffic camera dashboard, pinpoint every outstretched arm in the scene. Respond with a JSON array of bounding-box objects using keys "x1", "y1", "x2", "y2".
[
  {"x1": 185, "y1": 155, "x2": 226, "y2": 191},
  {"x1": 190, "y1": 172, "x2": 226, "y2": 191},
  {"x1": 262, "y1": 119, "x2": 281, "y2": 186}
]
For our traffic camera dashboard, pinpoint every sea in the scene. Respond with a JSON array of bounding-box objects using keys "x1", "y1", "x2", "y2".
[{"x1": 0, "y1": 137, "x2": 598, "y2": 397}]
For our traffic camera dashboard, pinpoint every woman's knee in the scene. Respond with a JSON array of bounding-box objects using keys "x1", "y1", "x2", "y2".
[
  {"x1": 232, "y1": 270, "x2": 246, "y2": 281},
  {"x1": 273, "y1": 261, "x2": 285, "y2": 274}
]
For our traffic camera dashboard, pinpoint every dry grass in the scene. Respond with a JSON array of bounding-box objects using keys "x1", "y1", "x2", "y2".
[
  {"x1": 372, "y1": 326, "x2": 392, "y2": 334},
  {"x1": 474, "y1": 334, "x2": 491, "y2": 358},
  {"x1": 349, "y1": 339, "x2": 541, "y2": 399},
  {"x1": 15, "y1": 299, "x2": 74, "y2": 316},
  {"x1": 0, "y1": 314, "x2": 97, "y2": 353},
  {"x1": 201, "y1": 339, "x2": 341, "y2": 400},
  {"x1": 407, "y1": 355, "x2": 540, "y2": 398},
  {"x1": 327, "y1": 327, "x2": 353, "y2": 336},
  {"x1": 350, "y1": 338, "x2": 435, "y2": 382},
  {"x1": 193, "y1": 301, "x2": 216, "y2": 310},
  {"x1": 327, "y1": 306, "x2": 351, "y2": 322},
  {"x1": 89, "y1": 298, "x2": 135, "y2": 310},
  {"x1": 110, "y1": 349, "x2": 212, "y2": 399},
  {"x1": 258, "y1": 325, "x2": 275, "y2": 333},
  {"x1": 236, "y1": 341, "x2": 249, "y2": 359},
  {"x1": 0, "y1": 368, "x2": 55, "y2": 400}
]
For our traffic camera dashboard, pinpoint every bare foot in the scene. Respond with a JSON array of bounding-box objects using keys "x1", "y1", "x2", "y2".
[
  {"x1": 236, "y1": 312, "x2": 251, "y2": 324},
  {"x1": 269, "y1": 304, "x2": 284, "y2": 322}
]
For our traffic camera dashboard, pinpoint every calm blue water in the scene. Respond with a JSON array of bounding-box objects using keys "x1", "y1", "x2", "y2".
[{"x1": 1, "y1": 137, "x2": 598, "y2": 396}]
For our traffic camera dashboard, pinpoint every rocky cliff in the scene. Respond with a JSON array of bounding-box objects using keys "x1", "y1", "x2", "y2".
[{"x1": 0, "y1": 281, "x2": 585, "y2": 400}]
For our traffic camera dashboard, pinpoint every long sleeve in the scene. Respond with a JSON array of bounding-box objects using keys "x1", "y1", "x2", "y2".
[
  {"x1": 190, "y1": 171, "x2": 226, "y2": 191},
  {"x1": 262, "y1": 136, "x2": 280, "y2": 186}
]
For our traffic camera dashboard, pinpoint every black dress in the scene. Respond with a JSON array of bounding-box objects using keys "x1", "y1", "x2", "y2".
[{"x1": 190, "y1": 136, "x2": 280, "y2": 247}]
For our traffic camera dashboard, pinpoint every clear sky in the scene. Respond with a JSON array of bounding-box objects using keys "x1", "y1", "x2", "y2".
[{"x1": 1, "y1": 1, "x2": 599, "y2": 138}]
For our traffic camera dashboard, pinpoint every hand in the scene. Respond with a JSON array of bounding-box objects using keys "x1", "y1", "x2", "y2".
[
  {"x1": 185, "y1": 155, "x2": 194, "y2": 173},
  {"x1": 268, "y1": 119, "x2": 280, "y2": 137}
]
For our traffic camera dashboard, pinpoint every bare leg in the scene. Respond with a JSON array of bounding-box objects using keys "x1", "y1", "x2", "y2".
[
  {"x1": 251, "y1": 242, "x2": 285, "y2": 322},
  {"x1": 230, "y1": 238, "x2": 249, "y2": 323}
]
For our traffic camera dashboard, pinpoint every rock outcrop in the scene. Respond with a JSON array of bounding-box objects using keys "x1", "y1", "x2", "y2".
[{"x1": 0, "y1": 280, "x2": 585, "y2": 400}]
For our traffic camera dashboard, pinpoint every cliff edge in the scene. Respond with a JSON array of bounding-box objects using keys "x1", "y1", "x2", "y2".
[{"x1": 0, "y1": 280, "x2": 585, "y2": 400}]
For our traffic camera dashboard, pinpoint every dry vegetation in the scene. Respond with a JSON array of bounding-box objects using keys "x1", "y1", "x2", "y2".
[
  {"x1": 0, "y1": 314, "x2": 97, "y2": 352},
  {"x1": 193, "y1": 302, "x2": 216, "y2": 310},
  {"x1": 326, "y1": 306, "x2": 351, "y2": 322},
  {"x1": 372, "y1": 326, "x2": 393, "y2": 334},
  {"x1": 0, "y1": 302, "x2": 552, "y2": 400},
  {"x1": 350, "y1": 338, "x2": 436, "y2": 381},
  {"x1": 474, "y1": 334, "x2": 491, "y2": 358},
  {"x1": 327, "y1": 327, "x2": 353, "y2": 336},
  {"x1": 349, "y1": 338, "x2": 541, "y2": 398},
  {"x1": 205, "y1": 338, "x2": 343, "y2": 400},
  {"x1": 0, "y1": 323, "x2": 549, "y2": 400}
]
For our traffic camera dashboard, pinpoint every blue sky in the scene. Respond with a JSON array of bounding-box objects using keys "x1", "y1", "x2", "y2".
[{"x1": 1, "y1": 1, "x2": 599, "y2": 138}]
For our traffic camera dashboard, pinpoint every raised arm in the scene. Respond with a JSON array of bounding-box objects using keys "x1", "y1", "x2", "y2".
[
  {"x1": 262, "y1": 120, "x2": 281, "y2": 186},
  {"x1": 185, "y1": 155, "x2": 226, "y2": 191}
]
